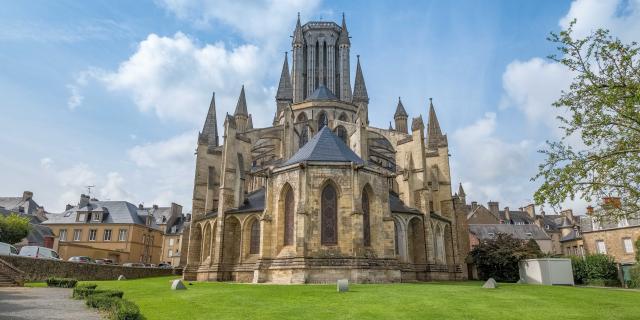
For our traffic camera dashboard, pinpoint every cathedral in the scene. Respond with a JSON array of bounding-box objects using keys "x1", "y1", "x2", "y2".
[{"x1": 184, "y1": 15, "x2": 469, "y2": 283}]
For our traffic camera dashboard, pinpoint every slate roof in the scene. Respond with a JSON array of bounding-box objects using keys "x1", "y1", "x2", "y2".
[
  {"x1": 389, "y1": 192, "x2": 421, "y2": 214},
  {"x1": 44, "y1": 200, "x2": 161, "y2": 230},
  {"x1": 561, "y1": 229, "x2": 581, "y2": 242},
  {"x1": 227, "y1": 188, "x2": 266, "y2": 213},
  {"x1": 306, "y1": 85, "x2": 339, "y2": 101},
  {"x1": 469, "y1": 224, "x2": 551, "y2": 241},
  {"x1": 0, "y1": 208, "x2": 53, "y2": 247},
  {"x1": 0, "y1": 197, "x2": 41, "y2": 216},
  {"x1": 282, "y1": 126, "x2": 364, "y2": 166},
  {"x1": 538, "y1": 214, "x2": 564, "y2": 232}
]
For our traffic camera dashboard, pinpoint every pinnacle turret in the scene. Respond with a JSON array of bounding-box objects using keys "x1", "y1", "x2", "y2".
[
  {"x1": 458, "y1": 183, "x2": 466, "y2": 197},
  {"x1": 247, "y1": 114, "x2": 253, "y2": 130},
  {"x1": 338, "y1": 13, "x2": 350, "y2": 46},
  {"x1": 276, "y1": 52, "x2": 293, "y2": 102},
  {"x1": 352, "y1": 55, "x2": 368, "y2": 103},
  {"x1": 199, "y1": 92, "x2": 219, "y2": 147},
  {"x1": 394, "y1": 97, "x2": 408, "y2": 118},
  {"x1": 234, "y1": 85, "x2": 248, "y2": 116},
  {"x1": 292, "y1": 13, "x2": 304, "y2": 45},
  {"x1": 427, "y1": 98, "x2": 447, "y2": 149}
]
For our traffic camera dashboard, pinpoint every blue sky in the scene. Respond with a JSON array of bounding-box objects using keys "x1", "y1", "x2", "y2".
[{"x1": 1, "y1": 0, "x2": 639, "y2": 213}]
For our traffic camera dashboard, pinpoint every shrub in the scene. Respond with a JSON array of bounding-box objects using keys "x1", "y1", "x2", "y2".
[
  {"x1": 469, "y1": 233, "x2": 542, "y2": 282},
  {"x1": 46, "y1": 277, "x2": 78, "y2": 288},
  {"x1": 112, "y1": 299, "x2": 144, "y2": 320},
  {"x1": 628, "y1": 265, "x2": 640, "y2": 288},
  {"x1": 569, "y1": 254, "x2": 619, "y2": 286},
  {"x1": 74, "y1": 287, "x2": 123, "y2": 299},
  {"x1": 85, "y1": 295, "x2": 143, "y2": 320}
]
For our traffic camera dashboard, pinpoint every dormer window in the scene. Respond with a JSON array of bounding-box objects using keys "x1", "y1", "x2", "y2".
[
  {"x1": 77, "y1": 212, "x2": 86, "y2": 222},
  {"x1": 92, "y1": 212, "x2": 101, "y2": 222},
  {"x1": 525, "y1": 232, "x2": 533, "y2": 237}
]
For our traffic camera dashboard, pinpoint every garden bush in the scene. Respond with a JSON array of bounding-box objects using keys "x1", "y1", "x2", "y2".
[
  {"x1": 75, "y1": 283, "x2": 143, "y2": 320},
  {"x1": 46, "y1": 277, "x2": 77, "y2": 288},
  {"x1": 570, "y1": 254, "x2": 619, "y2": 286}
]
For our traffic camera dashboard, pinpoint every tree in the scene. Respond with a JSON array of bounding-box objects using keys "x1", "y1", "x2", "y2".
[
  {"x1": 469, "y1": 233, "x2": 542, "y2": 282},
  {"x1": 533, "y1": 20, "x2": 640, "y2": 218},
  {"x1": 0, "y1": 213, "x2": 31, "y2": 244}
]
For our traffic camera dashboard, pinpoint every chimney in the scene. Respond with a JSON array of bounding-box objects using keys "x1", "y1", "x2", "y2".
[
  {"x1": 524, "y1": 204, "x2": 536, "y2": 218},
  {"x1": 504, "y1": 207, "x2": 511, "y2": 223},
  {"x1": 186, "y1": 213, "x2": 192, "y2": 222},
  {"x1": 561, "y1": 209, "x2": 574, "y2": 223},
  {"x1": 488, "y1": 201, "x2": 499, "y2": 216},
  {"x1": 65, "y1": 204, "x2": 73, "y2": 211},
  {"x1": 79, "y1": 194, "x2": 90, "y2": 208},
  {"x1": 586, "y1": 206, "x2": 594, "y2": 215},
  {"x1": 471, "y1": 201, "x2": 478, "y2": 212},
  {"x1": 138, "y1": 204, "x2": 144, "y2": 209},
  {"x1": 22, "y1": 191, "x2": 33, "y2": 201},
  {"x1": 603, "y1": 197, "x2": 621, "y2": 209}
]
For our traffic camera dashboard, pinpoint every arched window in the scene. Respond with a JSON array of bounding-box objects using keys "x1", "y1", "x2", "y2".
[
  {"x1": 318, "y1": 112, "x2": 328, "y2": 130},
  {"x1": 249, "y1": 219, "x2": 260, "y2": 254},
  {"x1": 321, "y1": 184, "x2": 338, "y2": 245},
  {"x1": 335, "y1": 125, "x2": 348, "y2": 144},
  {"x1": 300, "y1": 124, "x2": 309, "y2": 148},
  {"x1": 284, "y1": 187, "x2": 294, "y2": 246},
  {"x1": 394, "y1": 221, "x2": 400, "y2": 256},
  {"x1": 362, "y1": 191, "x2": 371, "y2": 247}
]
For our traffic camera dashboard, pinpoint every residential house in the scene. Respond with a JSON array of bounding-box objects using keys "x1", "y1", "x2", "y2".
[{"x1": 0, "y1": 191, "x2": 53, "y2": 248}]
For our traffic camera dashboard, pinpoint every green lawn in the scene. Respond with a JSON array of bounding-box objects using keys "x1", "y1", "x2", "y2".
[{"x1": 83, "y1": 276, "x2": 639, "y2": 320}]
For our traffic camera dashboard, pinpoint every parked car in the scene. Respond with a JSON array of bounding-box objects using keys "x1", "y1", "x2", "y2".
[
  {"x1": 0, "y1": 242, "x2": 18, "y2": 256},
  {"x1": 18, "y1": 246, "x2": 61, "y2": 260},
  {"x1": 95, "y1": 258, "x2": 114, "y2": 265},
  {"x1": 145, "y1": 263, "x2": 157, "y2": 268},
  {"x1": 158, "y1": 263, "x2": 172, "y2": 269},
  {"x1": 122, "y1": 262, "x2": 145, "y2": 267},
  {"x1": 68, "y1": 256, "x2": 95, "y2": 263}
]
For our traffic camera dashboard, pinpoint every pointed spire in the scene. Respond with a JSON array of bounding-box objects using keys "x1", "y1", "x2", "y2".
[
  {"x1": 234, "y1": 85, "x2": 248, "y2": 116},
  {"x1": 394, "y1": 97, "x2": 408, "y2": 118},
  {"x1": 352, "y1": 55, "x2": 368, "y2": 103},
  {"x1": 338, "y1": 13, "x2": 350, "y2": 46},
  {"x1": 200, "y1": 92, "x2": 219, "y2": 147},
  {"x1": 427, "y1": 98, "x2": 447, "y2": 149},
  {"x1": 276, "y1": 52, "x2": 293, "y2": 101},
  {"x1": 292, "y1": 12, "x2": 304, "y2": 45},
  {"x1": 389, "y1": 121, "x2": 393, "y2": 131},
  {"x1": 458, "y1": 183, "x2": 466, "y2": 197},
  {"x1": 247, "y1": 114, "x2": 253, "y2": 130}
]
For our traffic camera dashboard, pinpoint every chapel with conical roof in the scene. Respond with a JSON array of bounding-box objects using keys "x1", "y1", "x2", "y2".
[{"x1": 184, "y1": 14, "x2": 468, "y2": 283}]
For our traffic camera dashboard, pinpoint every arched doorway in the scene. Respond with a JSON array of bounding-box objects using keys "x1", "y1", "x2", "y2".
[{"x1": 407, "y1": 217, "x2": 426, "y2": 264}]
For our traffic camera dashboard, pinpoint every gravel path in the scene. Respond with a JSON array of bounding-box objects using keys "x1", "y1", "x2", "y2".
[{"x1": 0, "y1": 287, "x2": 101, "y2": 320}]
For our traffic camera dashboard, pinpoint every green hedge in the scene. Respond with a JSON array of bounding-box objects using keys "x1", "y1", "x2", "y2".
[
  {"x1": 75, "y1": 283, "x2": 143, "y2": 320},
  {"x1": 46, "y1": 277, "x2": 78, "y2": 288},
  {"x1": 570, "y1": 254, "x2": 619, "y2": 286}
]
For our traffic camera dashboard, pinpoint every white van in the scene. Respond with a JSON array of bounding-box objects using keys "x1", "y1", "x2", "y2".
[
  {"x1": 18, "y1": 246, "x2": 61, "y2": 260},
  {"x1": 0, "y1": 242, "x2": 18, "y2": 256}
]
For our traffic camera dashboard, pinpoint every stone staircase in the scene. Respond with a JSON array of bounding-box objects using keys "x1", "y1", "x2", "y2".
[
  {"x1": 0, "y1": 258, "x2": 24, "y2": 287},
  {"x1": 0, "y1": 272, "x2": 17, "y2": 287}
]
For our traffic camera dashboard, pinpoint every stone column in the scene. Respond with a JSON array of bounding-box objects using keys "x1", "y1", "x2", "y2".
[
  {"x1": 318, "y1": 41, "x2": 325, "y2": 86},
  {"x1": 327, "y1": 45, "x2": 335, "y2": 92}
]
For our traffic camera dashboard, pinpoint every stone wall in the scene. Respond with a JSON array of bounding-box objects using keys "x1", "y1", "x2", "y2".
[{"x1": 1, "y1": 256, "x2": 176, "y2": 282}]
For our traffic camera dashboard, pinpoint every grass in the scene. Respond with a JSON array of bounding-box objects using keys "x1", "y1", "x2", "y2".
[{"x1": 82, "y1": 276, "x2": 639, "y2": 320}]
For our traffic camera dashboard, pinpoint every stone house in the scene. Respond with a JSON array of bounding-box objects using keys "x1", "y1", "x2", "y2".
[
  {"x1": 0, "y1": 191, "x2": 54, "y2": 248},
  {"x1": 147, "y1": 203, "x2": 190, "y2": 267},
  {"x1": 468, "y1": 224, "x2": 553, "y2": 253},
  {"x1": 184, "y1": 15, "x2": 468, "y2": 284},
  {"x1": 44, "y1": 194, "x2": 164, "y2": 264}
]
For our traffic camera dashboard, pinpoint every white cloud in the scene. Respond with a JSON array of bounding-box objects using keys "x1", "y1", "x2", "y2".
[
  {"x1": 40, "y1": 157, "x2": 53, "y2": 169},
  {"x1": 128, "y1": 131, "x2": 195, "y2": 168},
  {"x1": 100, "y1": 172, "x2": 134, "y2": 202},
  {"x1": 156, "y1": 0, "x2": 320, "y2": 45},
  {"x1": 452, "y1": 112, "x2": 534, "y2": 205},
  {"x1": 561, "y1": 0, "x2": 640, "y2": 42}
]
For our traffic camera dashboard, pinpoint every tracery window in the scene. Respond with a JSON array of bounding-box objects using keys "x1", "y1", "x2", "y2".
[
  {"x1": 284, "y1": 187, "x2": 294, "y2": 246},
  {"x1": 362, "y1": 191, "x2": 371, "y2": 246},
  {"x1": 250, "y1": 219, "x2": 260, "y2": 254},
  {"x1": 321, "y1": 184, "x2": 338, "y2": 245},
  {"x1": 318, "y1": 112, "x2": 328, "y2": 130}
]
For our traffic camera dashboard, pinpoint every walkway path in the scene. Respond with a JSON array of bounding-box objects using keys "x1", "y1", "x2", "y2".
[{"x1": 0, "y1": 287, "x2": 101, "y2": 320}]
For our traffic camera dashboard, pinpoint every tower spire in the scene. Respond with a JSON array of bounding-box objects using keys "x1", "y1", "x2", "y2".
[
  {"x1": 427, "y1": 98, "x2": 447, "y2": 148},
  {"x1": 394, "y1": 97, "x2": 408, "y2": 118},
  {"x1": 338, "y1": 12, "x2": 350, "y2": 46},
  {"x1": 458, "y1": 183, "x2": 466, "y2": 197},
  {"x1": 352, "y1": 55, "x2": 368, "y2": 102},
  {"x1": 234, "y1": 85, "x2": 248, "y2": 116},
  {"x1": 292, "y1": 12, "x2": 304, "y2": 45},
  {"x1": 276, "y1": 52, "x2": 293, "y2": 102},
  {"x1": 199, "y1": 91, "x2": 219, "y2": 147}
]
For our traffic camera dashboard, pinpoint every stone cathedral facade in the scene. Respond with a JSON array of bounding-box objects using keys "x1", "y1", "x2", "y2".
[{"x1": 184, "y1": 15, "x2": 469, "y2": 283}]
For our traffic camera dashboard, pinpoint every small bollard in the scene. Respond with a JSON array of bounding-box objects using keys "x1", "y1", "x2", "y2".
[
  {"x1": 171, "y1": 279, "x2": 187, "y2": 290},
  {"x1": 337, "y1": 279, "x2": 349, "y2": 292},
  {"x1": 117, "y1": 275, "x2": 126, "y2": 281}
]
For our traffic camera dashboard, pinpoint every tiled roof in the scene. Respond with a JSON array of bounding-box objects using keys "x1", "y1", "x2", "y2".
[
  {"x1": 44, "y1": 200, "x2": 161, "y2": 230},
  {"x1": 282, "y1": 126, "x2": 364, "y2": 166},
  {"x1": 389, "y1": 192, "x2": 421, "y2": 214},
  {"x1": 469, "y1": 224, "x2": 551, "y2": 241},
  {"x1": 306, "y1": 85, "x2": 338, "y2": 101},
  {"x1": 227, "y1": 188, "x2": 266, "y2": 213}
]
